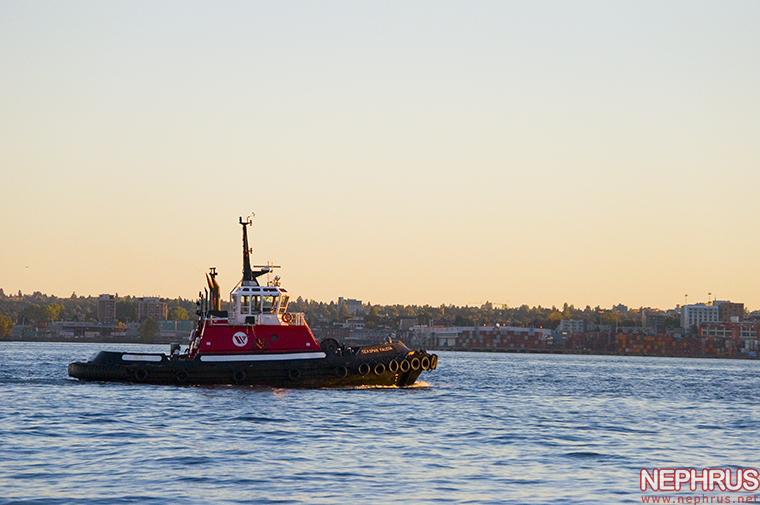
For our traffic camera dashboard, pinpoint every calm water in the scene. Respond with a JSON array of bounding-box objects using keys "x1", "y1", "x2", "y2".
[{"x1": 2, "y1": 342, "x2": 760, "y2": 504}]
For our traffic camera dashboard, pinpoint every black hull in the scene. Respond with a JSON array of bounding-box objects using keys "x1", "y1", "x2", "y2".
[{"x1": 68, "y1": 344, "x2": 437, "y2": 388}]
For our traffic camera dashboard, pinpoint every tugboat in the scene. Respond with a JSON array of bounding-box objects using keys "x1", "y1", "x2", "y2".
[{"x1": 68, "y1": 216, "x2": 438, "y2": 387}]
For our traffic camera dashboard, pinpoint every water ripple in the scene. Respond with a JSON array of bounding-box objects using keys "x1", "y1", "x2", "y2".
[{"x1": 2, "y1": 343, "x2": 760, "y2": 504}]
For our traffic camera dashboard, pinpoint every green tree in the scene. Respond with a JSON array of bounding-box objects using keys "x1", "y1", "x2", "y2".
[
  {"x1": 168, "y1": 306, "x2": 189, "y2": 320},
  {"x1": 43, "y1": 304, "x2": 62, "y2": 322},
  {"x1": 364, "y1": 305, "x2": 381, "y2": 328},
  {"x1": 663, "y1": 316, "x2": 680, "y2": 329},
  {"x1": 116, "y1": 298, "x2": 137, "y2": 323},
  {"x1": 139, "y1": 317, "x2": 159, "y2": 343},
  {"x1": 20, "y1": 304, "x2": 45, "y2": 324},
  {"x1": 0, "y1": 314, "x2": 12, "y2": 337},
  {"x1": 338, "y1": 301, "x2": 350, "y2": 321}
]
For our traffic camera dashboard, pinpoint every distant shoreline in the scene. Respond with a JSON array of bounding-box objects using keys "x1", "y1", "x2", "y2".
[
  {"x1": 4, "y1": 337, "x2": 758, "y2": 360},
  {"x1": 0, "y1": 337, "x2": 187, "y2": 345},
  {"x1": 434, "y1": 347, "x2": 760, "y2": 360}
]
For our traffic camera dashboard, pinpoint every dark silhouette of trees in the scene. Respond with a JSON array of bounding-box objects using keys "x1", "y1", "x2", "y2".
[
  {"x1": 0, "y1": 288, "x2": 657, "y2": 333},
  {"x1": 168, "y1": 305, "x2": 189, "y2": 320},
  {"x1": 139, "y1": 317, "x2": 159, "y2": 343},
  {"x1": 0, "y1": 315, "x2": 12, "y2": 337}
]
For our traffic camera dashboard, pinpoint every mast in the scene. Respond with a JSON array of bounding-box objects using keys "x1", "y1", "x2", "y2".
[
  {"x1": 240, "y1": 215, "x2": 271, "y2": 286},
  {"x1": 240, "y1": 216, "x2": 254, "y2": 283}
]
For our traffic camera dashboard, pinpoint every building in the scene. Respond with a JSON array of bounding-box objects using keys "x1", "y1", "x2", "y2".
[
  {"x1": 137, "y1": 297, "x2": 168, "y2": 322},
  {"x1": 699, "y1": 321, "x2": 760, "y2": 355},
  {"x1": 681, "y1": 304, "x2": 719, "y2": 331},
  {"x1": 49, "y1": 321, "x2": 121, "y2": 339},
  {"x1": 641, "y1": 309, "x2": 666, "y2": 332},
  {"x1": 700, "y1": 321, "x2": 758, "y2": 340},
  {"x1": 406, "y1": 326, "x2": 459, "y2": 348},
  {"x1": 333, "y1": 318, "x2": 365, "y2": 330},
  {"x1": 337, "y1": 297, "x2": 363, "y2": 316},
  {"x1": 155, "y1": 320, "x2": 196, "y2": 343},
  {"x1": 587, "y1": 323, "x2": 613, "y2": 333},
  {"x1": 556, "y1": 319, "x2": 588, "y2": 335},
  {"x1": 97, "y1": 294, "x2": 116, "y2": 324},
  {"x1": 713, "y1": 300, "x2": 744, "y2": 322},
  {"x1": 398, "y1": 318, "x2": 418, "y2": 330}
]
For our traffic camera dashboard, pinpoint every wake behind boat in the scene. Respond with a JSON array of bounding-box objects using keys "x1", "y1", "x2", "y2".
[{"x1": 68, "y1": 216, "x2": 437, "y2": 387}]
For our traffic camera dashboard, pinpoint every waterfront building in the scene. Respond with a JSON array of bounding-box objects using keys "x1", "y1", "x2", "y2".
[
  {"x1": 556, "y1": 319, "x2": 588, "y2": 334},
  {"x1": 681, "y1": 304, "x2": 719, "y2": 331},
  {"x1": 137, "y1": 297, "x2": 168, "y2": 322},
  {"x1": 154, "y1": 320, "x2": 196, "y2": 343},
  {"x1": 97, "y1": 294, "x2": 116, "y2": 324},
  {"x1": 713, "y1": 300, "x2": 744, "y2": 322},
  {"x1": 50, "y1": 321, "x2": 121, "y2": 339},
  {"x1": 406, "y1": 326, "x2": 459, "y2": 348},
  {"x1": 641, "y1": 309, "x2": 666, "y2": 332},
  {"x1": 699, "y1": 321, "x2": 758, "y2": 340}
]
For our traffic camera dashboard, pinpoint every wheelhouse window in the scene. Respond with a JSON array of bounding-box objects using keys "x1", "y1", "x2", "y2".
[
  {"x1": 262, "y1": 295, "x2": 277, "y2": 314},
  {"x1": 251, "y1": 295, "x2": 261, "y2": 314},
  {"x1": 278, "y1": 295, "x2": 290, "y2": 314},
  {"x1": 240, "y1": 295, "x2": 250, "y2": 314}
]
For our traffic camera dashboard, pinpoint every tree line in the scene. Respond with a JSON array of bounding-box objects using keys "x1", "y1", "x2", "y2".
[
  {"x1": 0, "y1": 288, "x2": 678, "y2": 339},
  {"x1": 287, "y1": 298, "x2": 672, "y2": 330},
  {"x1": 0, "y1": 289, "x2": 196, "y2": 337}
]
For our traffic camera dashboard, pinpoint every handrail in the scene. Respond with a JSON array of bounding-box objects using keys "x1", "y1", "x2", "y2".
[{"x1": 288, "y1": 313, "x2": 307, "y2": 326}]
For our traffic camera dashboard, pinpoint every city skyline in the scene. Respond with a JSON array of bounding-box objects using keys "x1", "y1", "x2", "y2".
[
  {"x1": 2, "y1": 2, "x2": 759, "y2": 310},
  {"x1": 0, "y1": 287, "x2": 748, "y2": 315}
]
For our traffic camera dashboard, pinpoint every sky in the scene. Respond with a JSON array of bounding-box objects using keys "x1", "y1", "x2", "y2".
[{"x1": 1, "y1": 1, "x2": 759, "y2": 310}]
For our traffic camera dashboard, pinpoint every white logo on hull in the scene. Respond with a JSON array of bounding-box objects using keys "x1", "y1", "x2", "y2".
[{"x1": 232, "y1": 332, "x2": 249, "y2": 347}]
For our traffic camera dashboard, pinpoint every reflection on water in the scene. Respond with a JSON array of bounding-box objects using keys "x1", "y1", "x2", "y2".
[{"x1": 1, "y1": 342, "x2": 760, "y2": 504}]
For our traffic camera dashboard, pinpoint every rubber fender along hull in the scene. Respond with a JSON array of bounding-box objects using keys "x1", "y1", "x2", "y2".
[{"x1": 68, "y1": 345, "x2": 437, "y2": 388}]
